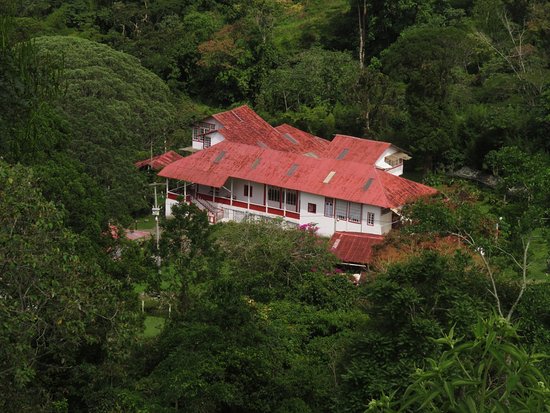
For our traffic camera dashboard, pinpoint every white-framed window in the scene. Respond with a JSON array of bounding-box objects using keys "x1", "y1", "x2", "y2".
[
  {"x1": 349, "y1": 202, "x2": 362, "y2": 223},
  {"x1": 244, "y1": 185, "x2": 253, "y2": 197},
  {"x1": 192, "y1": 122, "x2": 215, "y2": 142},
  {"x1": 268, "y1": 187, "x2": 280, "y2": 202},
  {"x1": 203, "y1": 136, "x2": 212, "y2": 148},
  {"x1": 336, "y1": 199, "x2": 348, "y2": 221},
  {"x1": 367, "y1": 211, "x2": 375, "y2": 226},
  {"x1": 324, "y1": 198, "x2": 334, "y2": 217},
  {"x1": 285, "y1": 190, "x2": 297, "y2": 206},
  {"x1": 308, "y1": 203, "x2": 317, "y2": 213},
  {"x1": 385, "y1": 156, "x2": 403, "y2": 167}
]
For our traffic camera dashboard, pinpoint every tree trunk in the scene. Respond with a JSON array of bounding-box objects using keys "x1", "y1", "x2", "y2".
[{"x1": 357, "y1": 0, "x2": 367, "y2": 69}]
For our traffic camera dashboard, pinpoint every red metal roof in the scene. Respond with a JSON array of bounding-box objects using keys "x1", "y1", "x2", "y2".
[
  {"x1": 158, "y1": 141, "x2": 436, "y2": 208},
  {"x1": 329, "y1": 232, "x2": 385, "y2": 264},
  {"x1": 321, "y1": 135, "x2": 392, "y2": 164},
  {"x1": 135, "y1": 151, "x2": 184, "y2": 170},
  {"x1": 274, "y1": 123, "x2": 329, "y2": 155},
  {"x1": 210, "y1": 105, "x2": 329, "y2": 155}
]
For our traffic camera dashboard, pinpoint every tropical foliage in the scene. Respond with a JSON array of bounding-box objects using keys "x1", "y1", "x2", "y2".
[{"x1": 0, "y1": 0, "x2": 548, "y2": 411}]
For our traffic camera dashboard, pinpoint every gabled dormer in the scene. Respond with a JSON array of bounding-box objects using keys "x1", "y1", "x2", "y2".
[
  {"x1": 191, "y1": 117, "x2": 223, "y2": 150},
  {"x1": 321, "y1": 135, "x2": 411, "y2": 176}
]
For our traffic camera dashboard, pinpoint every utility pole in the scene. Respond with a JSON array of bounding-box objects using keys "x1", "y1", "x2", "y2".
[{"x1": 150, "y1": 182, "x2": 163, "y2": 269}]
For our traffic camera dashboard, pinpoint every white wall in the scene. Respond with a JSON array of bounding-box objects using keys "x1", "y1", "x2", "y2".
[
  {"x1": 299, "y1": 192, "x2": 384, "y2": 236},
  {"x1": 380, "y1": 210, "x2": 393, "y2": 234},
  {"x1": 232, "y1": 178, "x2": 265, "y2": 205},
  {"x1": 165, "y1": 198, "x2": 179, "y2": 217},
  {"x1": 375, "y1": 146, "x2": 406, "y2": 176},
  {"x1": 361, "y1": 205, "x2": 384, "y2": 235},
  {"x1": 299, "y1": 192, "x2": 335, "y2": 236},
  {"x1": 375, "y1": 147, "x2": 398, "y2": 169}
]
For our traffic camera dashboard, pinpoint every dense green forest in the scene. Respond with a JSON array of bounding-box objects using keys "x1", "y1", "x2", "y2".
[{"x1": 0, "y1": 0, "x2": 549, "y2": 411}]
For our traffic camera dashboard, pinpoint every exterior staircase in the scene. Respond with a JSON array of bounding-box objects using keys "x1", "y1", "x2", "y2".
[{"x1": 189, "y1": 195, "x2": 224, "y2": 224}]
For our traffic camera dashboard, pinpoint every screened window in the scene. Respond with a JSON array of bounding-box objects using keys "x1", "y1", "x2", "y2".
[
  {"x1": 349, "y1": 202, "x2": 362, "y2": 223},
  {"x1": 336, "y1": 200, "x2": 348, "y2": 221},
  {"x1": 367, "y1": 212, "x2": 375, "y2": 226},
  {"x1": 324, "y1": 198, "x2": 334, "y2": 217},
  {"x1": 285, "y1": 190, "x2": 297, "y2": 206},
  {"x1": 192, "y1": 122, "x2": 215, "y2": 142},
  {"x1": 385, "y1": 156, "x2": 403, "y2": 167},
  {"x1": 268, "y1": 187, "x2": 280, "y2": 202}
]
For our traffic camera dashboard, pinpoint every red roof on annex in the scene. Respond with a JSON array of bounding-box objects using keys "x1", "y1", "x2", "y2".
[
  {"x1": 158, "y1": 141, "x2": 436, "y2": 209},
  {"x1": 135, "y1": 150, "x2": 183, "y2": 170},
  {"x1": 329, "y1": 232, "x2": 385, "y2": 264}
]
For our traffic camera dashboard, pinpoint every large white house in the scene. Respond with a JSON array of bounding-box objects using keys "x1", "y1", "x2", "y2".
[{"x1": 157, "y1": 105, "x2": 436, "y2": 263}]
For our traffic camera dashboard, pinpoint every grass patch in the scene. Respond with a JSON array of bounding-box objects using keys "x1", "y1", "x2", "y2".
[
  {"x1": 133, "y1": 216, "x2": 156, "y2": 231},
  {"x1": 142, "y1": 316, "x2": 165, "y2": 338},
  {"x1": 273, "y1": 0, "x2": 350, "y2": 52}
]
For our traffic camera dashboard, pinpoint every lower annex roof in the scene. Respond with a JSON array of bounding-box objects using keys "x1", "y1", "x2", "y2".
[{"x1": 329, "y1": 232, "x2": 385, "y2": 264}]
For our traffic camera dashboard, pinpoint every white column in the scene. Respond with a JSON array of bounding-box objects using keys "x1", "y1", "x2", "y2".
[
  {"x1": 247, "y1": 180, "x2": 251, "y2": 210},
  {"x1": 230, "y1": 178, "x2": 234, "y2": 206}
]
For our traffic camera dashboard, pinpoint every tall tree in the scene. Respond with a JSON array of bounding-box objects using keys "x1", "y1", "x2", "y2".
[
  {"x1": 32, "y1": 35, "x2": 178, "y2": 223},
  {"x1": 382, "y1": 26, "x2": 474, "y2": 170},
  {"x1": 0, "y1": 162, "x2": 140, "y2": 411}
]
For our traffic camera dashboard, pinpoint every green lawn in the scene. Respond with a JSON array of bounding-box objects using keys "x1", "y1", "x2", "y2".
[
  {"x1": 142, "y1": 316, "x2": 165, "y2": 338},
  {"x1": 133, "y1": 216, "x2": 157, "y2": 231},
  {"x1": 273, "y1": 0, "x2": 350, "y2": 52}
]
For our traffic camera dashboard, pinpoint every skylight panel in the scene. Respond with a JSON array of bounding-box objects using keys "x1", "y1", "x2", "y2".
[
  {"x1": 323, "y1": 171, "x2": 336, "y2": 184},
  {"x1": 283, "y1": 133, "x2": 298, "y2": 144},
  {"x1": 231, "y1": 110, "x2": 243, "y2": 122},
  {"x1": 363, "y1": 178, "x2": 374, "y2": 191},
  {"x1": 213, "y1": 151, "x2": 226, "y2": 164},
  {"x1": 304, "y1": 152, "x2": 319, "y2": 158},
  {"x1": 251, "y1": 158, "x2": 261, "y2": 169},
  {"x1": 286, "y1": 164, "x2": 299, "y2": 176},
  {"x1": 257, "y1": 141, "x2": 268, "y2": 149},
  {"x1": 336, "y1": 148, "x2": 349, "y2": 160}
]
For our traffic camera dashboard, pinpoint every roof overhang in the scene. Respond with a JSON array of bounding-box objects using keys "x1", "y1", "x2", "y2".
[{"x1": 386, "y1": 152, "x2": 412, "y2": 162}]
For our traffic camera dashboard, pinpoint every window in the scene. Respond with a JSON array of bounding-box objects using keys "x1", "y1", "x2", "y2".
[
  {"x1": 324, "y1": 198, "x2": 334, "y2": 217},
  {"x1": 192, "y1": 122, "x2": 215, "y2": 142},
  {"x1": 349, "y1": 202, "x2": 362, "y2": 223},
  {"x1": 367, "y1": 212, "x2": 375, "y2": 226},
  {"x1": 285, "y1": 190, "x2": 297, "y2": 206},
  {"x1": 308, "y1": 203, "x2": 317, "y2": 213},
  {"x1": 336, "y1": 200, "x2": 348, "y2": 221},
  {"x1": 268, "y1": 187, "x2": 280, "y2": 202},
  {"x1": 385, "y1": 156, "x2": 403, "y2": 167},
  {"x1": 203, "y1": 136, "x2": 211, "y2": 148},
  {"x1": 244, "y1": 185, "x2": 253, "y2": 197}
]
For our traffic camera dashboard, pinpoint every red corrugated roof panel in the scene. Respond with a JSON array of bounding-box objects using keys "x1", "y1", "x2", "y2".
[
  {"x1": 210, "y1": 105, "x2": 330, "y2": 155},
  {"x1": 135, "y1": 151, "x2": 184, "y2": 170},
  {"x1": 329, "y1": 232, "x2": 385, "y2": 264},
  {"x1": 158, "y1": 142, "x2": 436, "y2": 208},
  {"x1": 212, "y1": 105, "x2": 292, "y2": 152},
  {"x1": 275, "y1": 123, "x2": 329, "y2": 155},
  {"x1": 321, "y1": 135, "x2": 392, "y2": 164}
]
